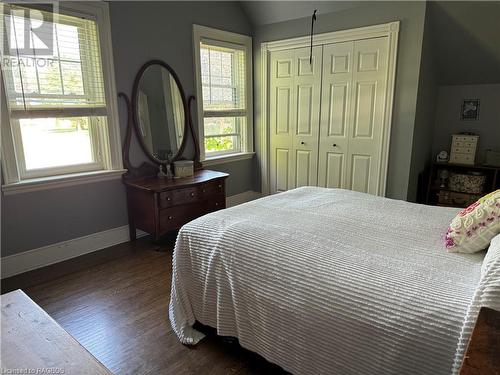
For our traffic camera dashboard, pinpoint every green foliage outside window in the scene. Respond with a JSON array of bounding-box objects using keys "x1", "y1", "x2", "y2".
[
  {"x1": 204, "y1": 117, "x2": 239, "y2": 153},
  {"x1": 205, "y1": 136, "x2": 234, "y2": 152}
]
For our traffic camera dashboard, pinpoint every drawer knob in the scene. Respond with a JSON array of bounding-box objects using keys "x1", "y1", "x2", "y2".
[
  {"x1": 167, "y1": 197, "x2": 171, "y2": 201},
  {"x1": 190, "y1": 192, "x2": 195, "y2": 197},
  {"x1": 168, "y1": 216, "x2": 173, "y2": 220},
  {"x1": 202, "y1": 189, "x2": 206, "y2": 193},
  {"x1": 333, "y1": 143, "x2": 337, "y2": 147},
  {"x1": 218, "y1": 184, "x2": 222, "y2": 188},
  {"x1": 215, "y1": 202, "x2": 219, "y2": 206}
]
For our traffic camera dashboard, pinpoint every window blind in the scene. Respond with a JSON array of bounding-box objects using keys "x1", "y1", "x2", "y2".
[
  {"x1": 200, "y1": 39, "x2": 246, "y2": 117},
  {"x1": 2, "y1": 5, "x2": 106, "y2": 118}
]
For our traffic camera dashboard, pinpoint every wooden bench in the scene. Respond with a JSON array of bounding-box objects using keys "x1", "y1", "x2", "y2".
[{"x1": 1, "y1": 289, "x2": 112, "y2": 374}]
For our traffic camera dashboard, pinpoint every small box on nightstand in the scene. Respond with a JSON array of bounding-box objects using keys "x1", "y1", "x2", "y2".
[{"x1": 449, "y1": 134, "x2": 478, "y2": 165}]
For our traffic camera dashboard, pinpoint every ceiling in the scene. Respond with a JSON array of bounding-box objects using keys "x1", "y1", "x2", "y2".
[{"x1": 427, "y1": 1, "x2": 500, "y2": 85}]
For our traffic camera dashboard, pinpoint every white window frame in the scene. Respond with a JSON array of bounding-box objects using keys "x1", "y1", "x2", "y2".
[
  {"x1": 0, "y1": 2, "x2": 124, "y2": 195},
  {"x1": 193, "y1": 25, "x2": 254, "y2": 165}
]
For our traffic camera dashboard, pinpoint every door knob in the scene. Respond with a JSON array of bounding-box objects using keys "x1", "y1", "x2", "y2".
[
  {"x1": 333, "y1": 144, "x2": 337, "y2": 147},
  {"x1": 301, "y1": 141, "x2": 305, "y2": 145}
]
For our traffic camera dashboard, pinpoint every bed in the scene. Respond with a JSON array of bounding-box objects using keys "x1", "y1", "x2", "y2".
[{"x1": 169, "y1": 187, "x2": 500, "y2": 374}]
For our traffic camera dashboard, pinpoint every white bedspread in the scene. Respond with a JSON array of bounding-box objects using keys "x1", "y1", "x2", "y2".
[{"x1": 169, "y1": 187, "x2": 498, "y2": 374}]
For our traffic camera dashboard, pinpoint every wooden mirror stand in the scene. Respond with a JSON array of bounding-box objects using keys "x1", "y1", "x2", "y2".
[
  {"x1": 119, "y1": 76, "x2": 202, "y2": 180},
  {"x1": 119, "y1": 61, "x2": 229, "y2": 243}
]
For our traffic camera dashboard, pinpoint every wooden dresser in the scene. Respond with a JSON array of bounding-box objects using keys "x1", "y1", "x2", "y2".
[{"x1": 124, "y1": 169, "x2": 229, "y2": 241}]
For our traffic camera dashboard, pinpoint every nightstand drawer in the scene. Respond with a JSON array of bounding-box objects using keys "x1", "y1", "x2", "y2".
[{"x1": 159, "y1": 187, "x2": 199, "y2": 208}]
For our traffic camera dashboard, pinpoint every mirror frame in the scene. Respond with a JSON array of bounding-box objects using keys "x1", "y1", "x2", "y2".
[{"x1": 131, "y1": 60, "x2": 189, "y2": 165}]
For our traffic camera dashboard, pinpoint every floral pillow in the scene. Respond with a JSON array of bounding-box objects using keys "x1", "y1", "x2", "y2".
[{"x1": 446, "y1": 189, "x2": 500, "y2": 253}]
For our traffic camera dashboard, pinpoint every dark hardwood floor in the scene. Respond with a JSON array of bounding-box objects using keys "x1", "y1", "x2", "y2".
[{"x1": 22, "y1": 238, "x2": 286, "y2": 375}]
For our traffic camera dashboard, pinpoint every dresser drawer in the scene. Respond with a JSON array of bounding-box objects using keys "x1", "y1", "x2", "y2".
[
  {"x1": 452, "y1": 135, "x2": 478, "y2": 144},
  {"x1": 452, "y1": 147, "x2": 475, "y2": 155},
  {"x1": 159, "y1": 187, "x2": 199, "y2": 208},
  {"x1": 205, "y1": 195, "x2": 226, "y2": 212},
  {"x1": 200, "y1": 180, "x2": 225, "y2": 197},
  {"x1": 159, "y1": 204, "x2": 202, "y2": 233},
  {"x1": 450, "y1": 153, "x2": 475, "y2": 165}
]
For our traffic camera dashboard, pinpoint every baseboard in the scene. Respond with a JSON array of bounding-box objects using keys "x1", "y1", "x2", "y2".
[
  {"x1": 1, "y1": 191, "x2": 261, "y2": 279},
  {"x1": 226, "y1": 190, "x2": 261, "y2": 207},
  {"x1": 1, "y1": 226, "x2": 148, "y2": 279}
]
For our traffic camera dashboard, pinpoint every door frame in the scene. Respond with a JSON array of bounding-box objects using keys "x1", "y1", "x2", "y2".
[{"x1": 259, "y1": 21, "x2": 400, "y2": 196}]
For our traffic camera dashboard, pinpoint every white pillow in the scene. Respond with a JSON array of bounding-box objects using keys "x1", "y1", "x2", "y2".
[{"x1": 446, "y1": 189, "x2": 500, "y2": 253}]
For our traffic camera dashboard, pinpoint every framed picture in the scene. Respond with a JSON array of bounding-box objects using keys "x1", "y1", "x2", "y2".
[{"x1": 461, "y1": 99, "x2": 480, "y2": 121}]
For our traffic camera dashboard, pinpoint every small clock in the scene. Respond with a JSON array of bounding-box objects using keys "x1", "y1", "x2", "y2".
[{"x1": 437, "y1": 151, "x2": 449, "y2": 163}]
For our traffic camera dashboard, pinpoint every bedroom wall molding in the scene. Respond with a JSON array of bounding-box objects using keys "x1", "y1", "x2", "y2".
[
  {"x1": 1, "y1": 191, "x2": 260, "y2": 278},
  {"x1": 1, "y1": 226, "x2": 148, "y2": 279},
  {"x1": 259, "y1": 21, "x2": 400, "y2": 196}
]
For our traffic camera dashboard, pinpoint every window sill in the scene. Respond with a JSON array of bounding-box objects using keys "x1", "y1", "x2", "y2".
[
  {"x1": 202, "y1": 152, "x2": 255, "y2": 166},
  {"x1": 2, "y1": 169, "x2": 127, "y2": 195}
]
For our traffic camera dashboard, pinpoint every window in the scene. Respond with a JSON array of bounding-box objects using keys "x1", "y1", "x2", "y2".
[
  {"x1": 0, "y1": 3, "x2": 122, "y2": 190},
  {"x1": 193, "y1": 25, "x2": 253, "y2": 162}
]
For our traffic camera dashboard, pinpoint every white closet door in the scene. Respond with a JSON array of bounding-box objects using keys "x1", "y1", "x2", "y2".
[
  {"x1": 346, "y1": 37, "x2": 389, "y2": 195},
  {"x1": 269, "y1": 49, "x2": 295, "y2": 193},
  {"x1": 318, "y1": 41, "x2": 353, "y2": 189},
  {"x1": 269, "y1": 46, "x2": 322, "y2": 193}
]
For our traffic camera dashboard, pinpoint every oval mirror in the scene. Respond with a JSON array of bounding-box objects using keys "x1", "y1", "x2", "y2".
[{"x1": 132, "y1": 61, "x2": 187, "y2": 164}]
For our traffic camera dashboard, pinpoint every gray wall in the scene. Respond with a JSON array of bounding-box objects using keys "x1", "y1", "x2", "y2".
[
  {"x1": 408, "y1": 7, "x2": 438, "y2": 202},
  {"x1": 428, "y1": 1, "x2": 500, "y2": 85},
  {"x1": 1, "y1": 1, "x2": 255, "y2": 257},
  {"x1": 252, "y1": 1, "x2": 427, "y2": 200},
  {"x1": 241, "y1": 1, "x2": 362, "y2": 27},
  {"x1": 431, "y1": 84, "x2": 500, "y2": 163}
]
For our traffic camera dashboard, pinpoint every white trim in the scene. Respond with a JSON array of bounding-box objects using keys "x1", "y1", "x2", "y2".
[
  {"x1": 193, "y1": 24, "x2": 253, "y2": 162},
  {"x1": 378, "y1": 21, "x2": 400, "y2": 196},
  {"x1": 264, "y1": 22, "x2": 399, "y2": 51},
  {"x1": 203, "y1": 151, "x2": 255, "y2": 166},
  {"x1": 226, "y1": 190, "x2": 261, "y2": 207},
  {"x1": 2, "y1": 169, "x2": 126, "y2": 195},
  {"x1": 9, "y1": 107, "x2": 108, "y2": 119},
  {"x1": 259, "y1": 21, "x2": 400, "y2": 197},
  {"x1": 1, "y1": 225, "x2": 147, "y2": 279},
  {"x1": 1, "y1": 191, "x2": 261, "y2": 278},
  {"x1": 260, "y1": 42, "x2": 270, "y2": 195}
]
